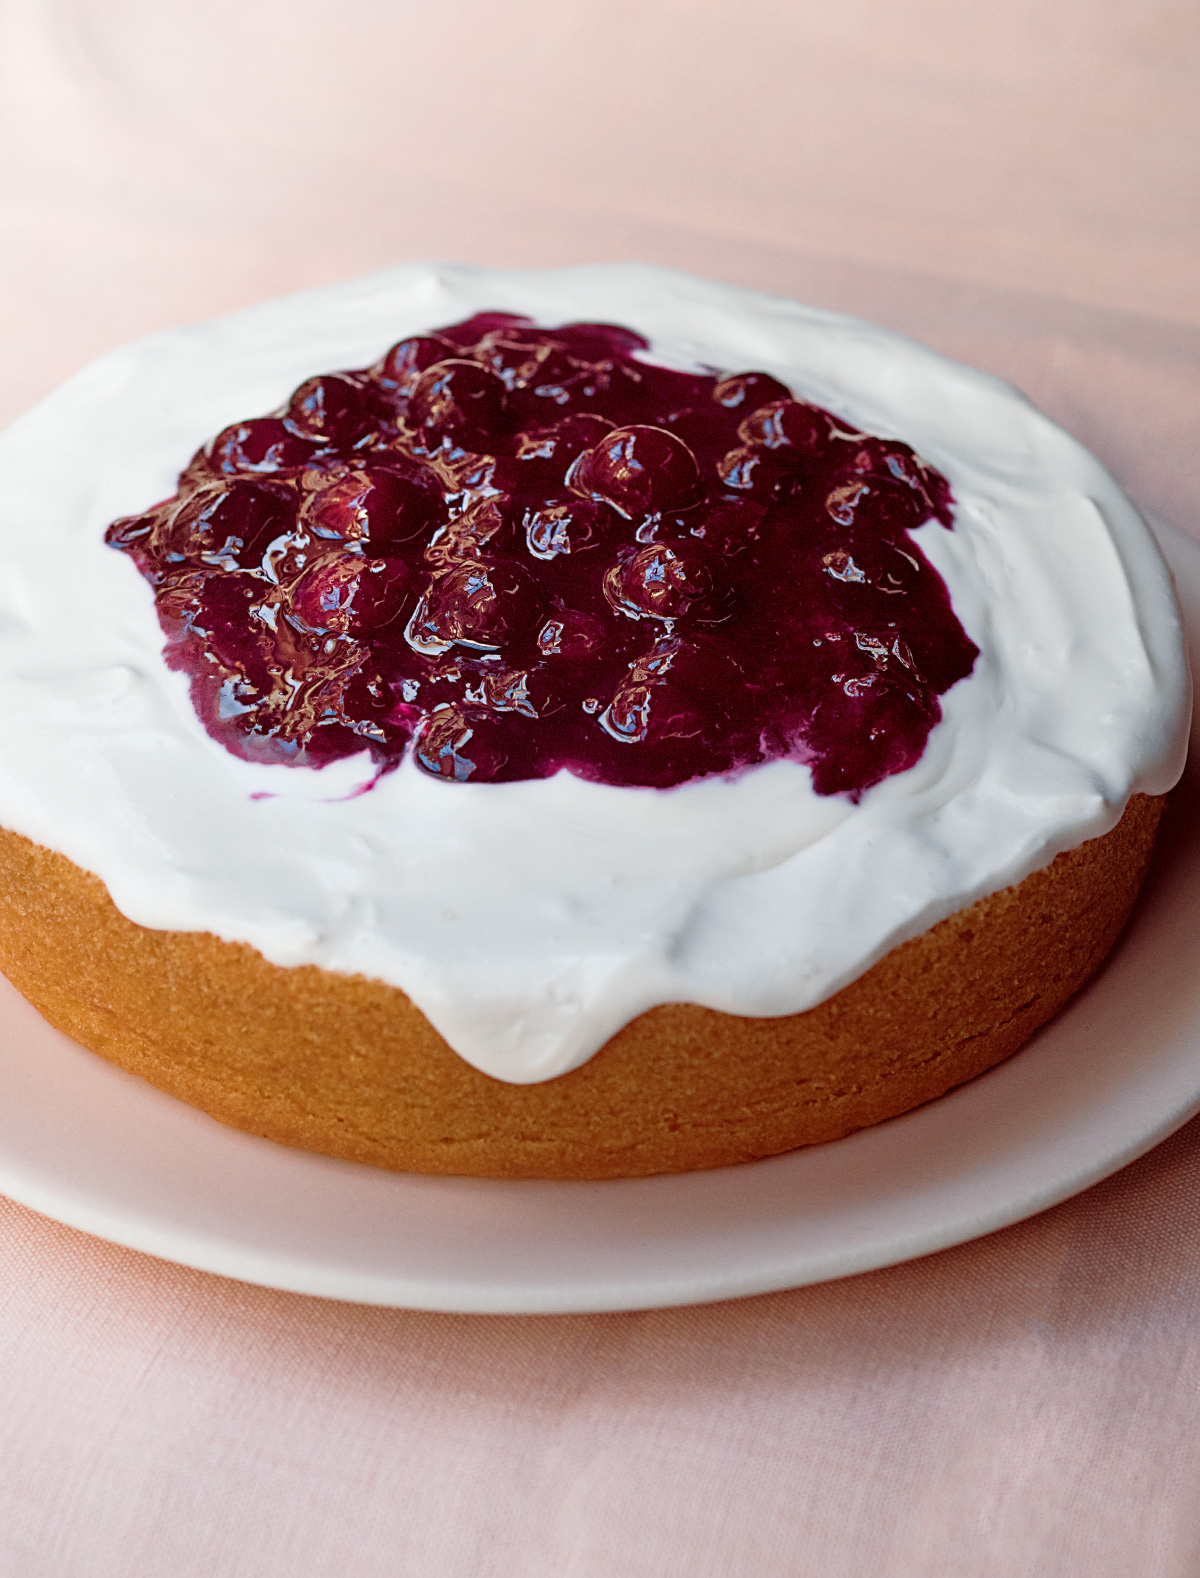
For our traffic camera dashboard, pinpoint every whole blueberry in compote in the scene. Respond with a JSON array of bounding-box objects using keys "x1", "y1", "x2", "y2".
[
  {"x1": 598, "y1": 633, "x2": 754, "y2": 786},
  {"x1": 537, "y1": 608, "x2": 608, "y2": 660},
  {"x1": 413, "y1": 706, "x2": 508, "y2": 782},
  {"x1": 289, "y1": 552, "x2": 411, "y2": 637},
  {"x1": 197, "y1": 417, "x2": 318, "y2": 478},
  {"x1": 838, "y1": 436, "x2": 940, "y2": 502},
  {"x1": 815, "y1": 540, "x2": 923, "y2": 603},
  {"x1": 408, "y1": 360, "x2": 509, "y2": 451},
  {"x1": 524, "y1": 499, "x2": 616, "y2": 560},
  {"x1": 569, "y1": 426, "x2": 699, "y2": 518},
  {"x1": 192, "y1": 574, "x2": 273, "y2": 675},
  {"x1": 717, "y1": 446, "x2": 801, "y2": 502},
  {"x1": 406, "y1": 560, "x2": 541, "y2": 655},
  {"x1": 712, "y1": 371, "x2": 791, "y2": 413},
  {"x1": 376, "y1": 335, "x2": 457, "y2": 399},
  {"x1": 603, "y1": 543, "x2": 720, "y2": 623},
  {"x1": 105, "y1": 309, "x2": 977, "y2": 795},
  {"x1": 515, "y1": 414, "x2": 613, "y2": 472},
  {"x1": 158, "y1": 479, "x2": 294, "y2": 569},
  {"x1": 473, "y1": 329, "x2": 584, "y2": 403},
  {"x1": 738, "y1": 398, "x2": 834, "y2": 457},
  {"x1": 284, "y1": 373, "x2": 378, "y2": 446},
  {"x1": 301, "y1": 464, "x2": 444, "y2": 549},
  {"x1": 824, "y1": 476, "x2": 926, "y2": 533}
]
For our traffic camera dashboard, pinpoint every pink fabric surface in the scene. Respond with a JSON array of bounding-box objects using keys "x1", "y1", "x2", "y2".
[{"x1": 1, "y1": 1, "x2": 1199, "y2": 1571}]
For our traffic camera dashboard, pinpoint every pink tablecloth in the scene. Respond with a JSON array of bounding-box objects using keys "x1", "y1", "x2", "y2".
[{"x1": 2, "y1": 3, "x2": 1199, "y2": 1572}]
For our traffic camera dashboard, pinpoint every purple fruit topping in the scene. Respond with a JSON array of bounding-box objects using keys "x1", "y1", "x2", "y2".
[{"x1": 106, "y1": 311, "x2": 976, "y2": 794}]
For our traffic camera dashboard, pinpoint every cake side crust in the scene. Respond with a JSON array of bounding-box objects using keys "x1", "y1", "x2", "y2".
[{"x1": 0, "y1": 793, "x2": 1163, "y2": 1179}]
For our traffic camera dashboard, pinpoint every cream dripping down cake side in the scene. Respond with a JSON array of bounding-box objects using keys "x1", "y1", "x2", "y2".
[{"x1": 0, "y1": 264, "x2": 1187, "y2": 1178}]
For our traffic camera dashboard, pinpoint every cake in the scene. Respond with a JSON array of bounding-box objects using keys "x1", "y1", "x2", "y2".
[{"x1": 0, "y1": 264, "x2": 1187, "y2": 1178}]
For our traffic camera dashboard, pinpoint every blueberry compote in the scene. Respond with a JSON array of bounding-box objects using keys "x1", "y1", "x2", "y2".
[{"x1": 106, "y1": 313, "x2": 977, "y2": 795}]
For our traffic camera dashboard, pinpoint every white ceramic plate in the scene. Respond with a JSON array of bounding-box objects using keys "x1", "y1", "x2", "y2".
[{"x1": 0, "y1": 526, "x2": 1196, "y2": 1315}]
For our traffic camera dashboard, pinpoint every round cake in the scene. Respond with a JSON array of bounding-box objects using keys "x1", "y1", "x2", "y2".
[{"x1": 0, "y1": 264, "x2": 1186, "y2": 1178}]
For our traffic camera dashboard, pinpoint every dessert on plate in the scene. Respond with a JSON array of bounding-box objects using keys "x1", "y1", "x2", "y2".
[{"x1": 0, "y1": 264, "x2": 1187, "y2": 1177}]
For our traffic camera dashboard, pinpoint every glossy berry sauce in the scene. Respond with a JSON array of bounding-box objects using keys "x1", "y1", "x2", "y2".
[{"x1": 106, "y1": 313, "x2": 977, "y2": 795}]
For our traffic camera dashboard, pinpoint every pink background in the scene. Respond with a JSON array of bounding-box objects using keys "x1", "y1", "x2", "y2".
[{"x1": 1, "y1": 1, "x2": 1199, "y2": 1570}]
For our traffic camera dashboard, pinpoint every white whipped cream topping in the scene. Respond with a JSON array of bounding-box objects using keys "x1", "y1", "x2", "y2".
[{"x1": 0, "y1": 264, "x2": 1188, "y2": 1082}]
